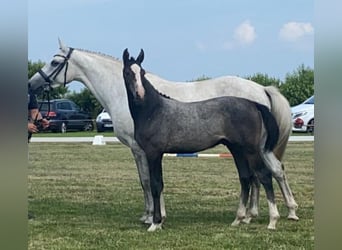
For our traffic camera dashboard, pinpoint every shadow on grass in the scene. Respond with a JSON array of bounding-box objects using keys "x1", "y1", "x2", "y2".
[{"x1": 29, "y1": 196, "x2": 274, "y2": 231}]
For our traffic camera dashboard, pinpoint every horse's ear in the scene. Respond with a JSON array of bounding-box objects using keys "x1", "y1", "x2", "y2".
[
  {"x1": 136, "y1": 49, "x2": 144, "y2": 66},
  {"x1": 123, "y1": 48, "x2": 130, "y2": 66},
  {"x1": 58, "y1": 38, "x2": 67, "y2": 52}
]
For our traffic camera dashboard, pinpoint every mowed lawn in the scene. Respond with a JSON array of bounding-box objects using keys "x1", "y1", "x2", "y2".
[{"x1": 28, "y1": 141, "x2": 314, "y2": 249}]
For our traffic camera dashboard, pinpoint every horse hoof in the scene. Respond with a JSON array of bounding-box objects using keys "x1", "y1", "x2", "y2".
[
  {"x1": 287, "y1": 215, "x2": 299, "y2": 221},
  {"x1": 144, "y1": 216, "x2": 153, "y2": 224},
  {"x1": 140, "y1": 214, "x2": 153, "y2": 224},
  {"x1": 139, "y1": 215, "x2": 147, "y2": 222},
  {"x1": 242, "y1": 217, "x2": 252, "y2": 224},
  {"x1": 267, "y1": 221, "x2": 277, "y2": 230},
  {"x1": 147, "y1": 223, "x2": 162, "y2": 232},
  {"x1": 231, "y1": 219, "x2": 241, "y2": 227}
]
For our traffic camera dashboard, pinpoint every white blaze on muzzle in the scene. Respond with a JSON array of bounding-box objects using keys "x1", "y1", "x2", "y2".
[{"x1": 131, "y1": 64, "x2": 145, "y2": 99}]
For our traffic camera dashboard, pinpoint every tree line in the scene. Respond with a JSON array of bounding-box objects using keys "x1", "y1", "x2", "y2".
[{"x1": 28, "y1": 60, "x2": 314, "y2": 119}]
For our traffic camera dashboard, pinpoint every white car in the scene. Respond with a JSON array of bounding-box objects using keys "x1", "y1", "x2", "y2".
[
  {"x1": 96, "y1": 109, "x2": 113, "y2": 132},
  {"x1": 291, "y1": 95, "x2": 314, "y2": 133}
]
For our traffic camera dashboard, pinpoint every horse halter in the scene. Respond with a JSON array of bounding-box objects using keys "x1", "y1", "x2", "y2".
[
  {"x1": 32, "y1": 47, "x2": 74, "y2": 128},
  {"x1": 38, "y1": 47, "x2": 74, "y2": 87}
]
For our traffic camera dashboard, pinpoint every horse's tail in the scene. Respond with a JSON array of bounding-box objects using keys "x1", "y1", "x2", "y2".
[
  {"x1": 255, "y1": 102, "x2": 280, "y2": 152},
  {"x1": 264, "y1": 86, "x2": 292, "y2": 160}
]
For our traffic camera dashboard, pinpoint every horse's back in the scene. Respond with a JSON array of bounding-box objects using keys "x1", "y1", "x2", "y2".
[{"x1": 145, "y1": 73, "x2": 270, "y2": 106}]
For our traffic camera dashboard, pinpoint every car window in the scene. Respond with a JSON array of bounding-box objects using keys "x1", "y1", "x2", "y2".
[
  {"x1": 71, "y1": 102, "x2": 80, "y2": 111},
  {"x1": 304, "y1": 96, "x2": 314, "y2": 104},
  {"x1": 57, "y1": 102, "x2": 72, "y2": 110}
]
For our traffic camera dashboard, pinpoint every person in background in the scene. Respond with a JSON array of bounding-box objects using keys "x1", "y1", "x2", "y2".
[{"x1": 28, "y1": 88, "x2": 49, "y2": 142}]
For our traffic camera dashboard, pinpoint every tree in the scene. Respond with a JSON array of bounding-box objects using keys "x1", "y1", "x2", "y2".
[
  {"x1": 279, "y1": 64, "x2": 314, "y2": 106},
  {"x1": 28, "y1": 60, "x2": 45, "y2": 79},
  {"x1": 66, "y1": 88, "x2": 102, "y2": 118},
  {"x1": 245, "y1": 73, "x2": 281, "y2": 87}
]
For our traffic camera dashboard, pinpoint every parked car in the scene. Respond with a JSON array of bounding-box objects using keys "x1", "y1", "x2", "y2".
[
  {"x1": 38, "y1": 99, "x2": 94, "y2": 133},
  {"x1": 96, "y1": 109, "x2": 113, "y2": 132},
  {"x1": 291, "y1": 95, "x2": 314, "y2": 133}
]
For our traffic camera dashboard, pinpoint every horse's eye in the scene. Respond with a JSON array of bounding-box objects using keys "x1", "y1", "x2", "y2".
[{"x1": 51, "y1": 60, "x2": 59, "y2": 67}]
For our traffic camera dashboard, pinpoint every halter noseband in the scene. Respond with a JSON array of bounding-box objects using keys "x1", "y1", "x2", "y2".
[{"x1": 38, "y1": 47, "x2": 74, "y2": 87}]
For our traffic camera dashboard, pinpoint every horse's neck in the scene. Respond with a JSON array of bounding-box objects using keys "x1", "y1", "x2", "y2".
[
  {"x1": 129, "y1": 76, "x2": 164, "y2": 119},
  {"x1": 143, "y1": 76, "x2": 165, "y2": 104},
  {"x1": 72, "y1": 50, "x2": 127, "y2": 112}
]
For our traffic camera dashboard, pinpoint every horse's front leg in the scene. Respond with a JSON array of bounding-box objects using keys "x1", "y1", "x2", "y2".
[
  {"x1": 130, "y1": 147, "x2": 153, "y2": 223},
  {"x1": 130, "y1": 146, "x2": 167, "y2": 224},
  {"x1": 146, "y1": 154, "x2": 164, "y2": 232}
]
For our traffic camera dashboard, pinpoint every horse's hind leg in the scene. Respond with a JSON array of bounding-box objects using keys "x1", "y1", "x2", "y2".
[
  {"x1": 242, "y1": 174, "x2": 260, "y2": 224},
  {"x1": 262, "y1": 151, "x2": 299, "y2": 221},
  {"x1": 230, "y1": 149, "x2": 260, "y2": 225},
  {"x1": 254, "y1": 165, "x2": 280, "y2": 230},
  {"x1": 230, "y1": 153, "x2": 253, "y2": 226}
]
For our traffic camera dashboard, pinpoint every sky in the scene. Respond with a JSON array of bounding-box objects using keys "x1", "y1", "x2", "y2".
[{"x1": 28, "y1": 0, "x2": 314, "y2": 93}]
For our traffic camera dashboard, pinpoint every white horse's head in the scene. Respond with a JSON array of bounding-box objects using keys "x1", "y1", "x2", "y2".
[{"x1": 28, "y1": 39, "x2": 76, "y2": 92}]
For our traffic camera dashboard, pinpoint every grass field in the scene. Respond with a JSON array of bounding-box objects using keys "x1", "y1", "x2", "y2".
[{"x1": 28, "y1": 142, "x2": 314, "y2": 249}]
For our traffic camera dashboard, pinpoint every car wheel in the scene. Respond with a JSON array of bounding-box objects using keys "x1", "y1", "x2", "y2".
[
  {"x1": 84, "y1": 122, "x2": 94, "y2": 131},
  {"x1": 60, "y1": 122, "x2": 67, "y2": 133},
  {"x1": 307, "y1": 119, "x2": 314, "y2": 134}
]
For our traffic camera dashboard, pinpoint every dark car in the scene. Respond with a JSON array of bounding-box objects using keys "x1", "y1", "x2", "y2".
[{"x1": 38, "y1": 99, "x2": 94, "y2": 133}]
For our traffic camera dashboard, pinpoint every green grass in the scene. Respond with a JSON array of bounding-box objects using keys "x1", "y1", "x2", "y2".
[{"x1": 28, "y1": 142, "x2": 314, "y2": 249}]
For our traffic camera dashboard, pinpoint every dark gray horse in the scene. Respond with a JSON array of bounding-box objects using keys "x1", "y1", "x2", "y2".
[{"x1": 122, "y1": 49, "x2": 283, "y2": 231}]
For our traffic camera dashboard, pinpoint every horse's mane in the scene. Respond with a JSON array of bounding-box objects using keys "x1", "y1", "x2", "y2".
[
  {"x1": 159, "y1": 92, "x2": 171, "y2": 99},
  {"x1": 74, "y1": 48, "x2": 120, "y2": 61},
  {"x1": 140, "y1": 71, "x2": 171, "y2": 100}
]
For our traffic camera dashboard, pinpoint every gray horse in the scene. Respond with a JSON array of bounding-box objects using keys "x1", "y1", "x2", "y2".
[{"x1": 122, "y1": 49, "x2": 284, "y2": 231}]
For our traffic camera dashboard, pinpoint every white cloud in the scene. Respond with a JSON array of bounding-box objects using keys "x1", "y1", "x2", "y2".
[
  {"x1": 233, "y1": 20, "x2": 257, "y2": 45},
  {"x1": 279, "y1": 22, "x2": 314, "y2": 42},
  {"x1": 196, "y1": 20, "x2": 256, "y2": 51}
]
